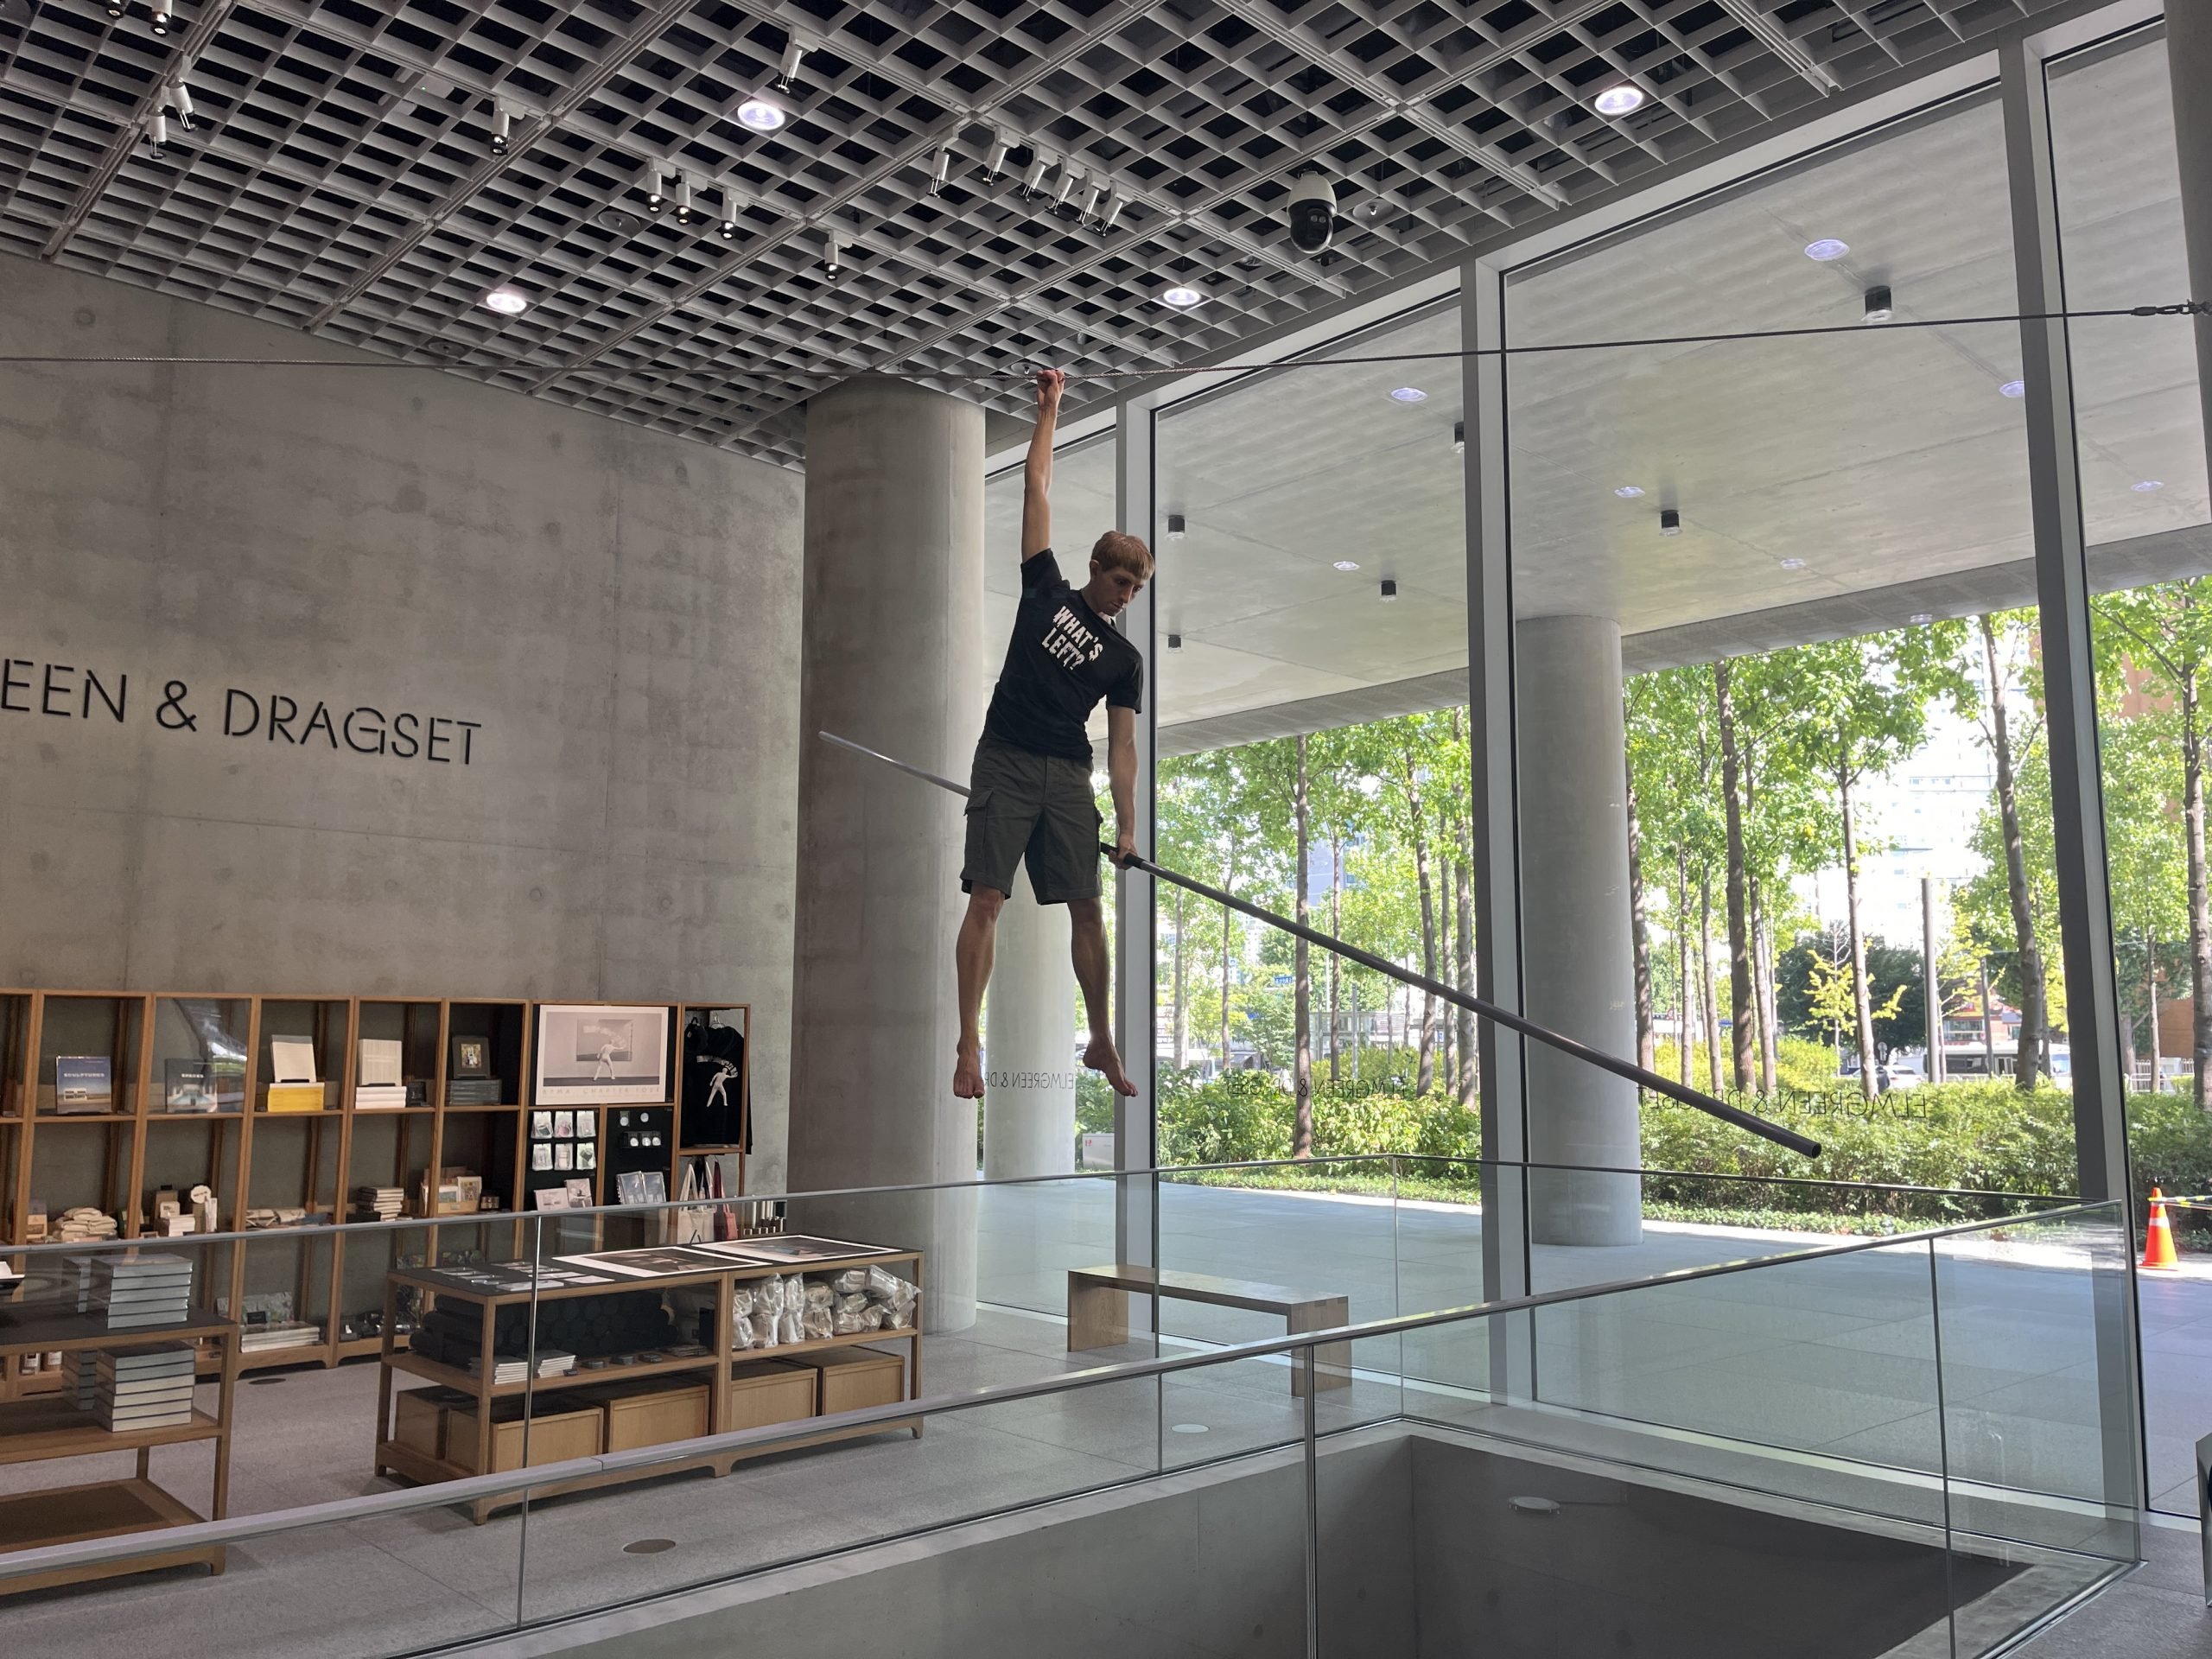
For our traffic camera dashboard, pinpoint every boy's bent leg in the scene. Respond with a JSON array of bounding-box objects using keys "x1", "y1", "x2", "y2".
[
  {"x1": 1067, "y1": 897, "x2": 1135, "y2": 1096},
  {"x1": 955, "y1": 886, "x2": 1007, "y2": 1098}
]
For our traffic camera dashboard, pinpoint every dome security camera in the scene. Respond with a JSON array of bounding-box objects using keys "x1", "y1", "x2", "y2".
[{"x1": 1287, "y1": 172, "x2": 1337, "y2": 256}]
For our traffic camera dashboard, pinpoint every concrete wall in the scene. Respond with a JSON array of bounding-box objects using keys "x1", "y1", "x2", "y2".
[{"x1": 0, "y1": 259, "x2": 805, "y2": 1189}]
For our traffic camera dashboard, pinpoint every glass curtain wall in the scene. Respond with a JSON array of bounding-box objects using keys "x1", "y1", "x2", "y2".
[
  {"x1": 1497, "y1": 90, "x2": 2071, "y2": 1273},
  {"x1": 1148, "y1": 303, "x2": 1474, "y2": 1171},
  {"x1": 2048, "y1": 22, "x2": 2211, "y2": 1516}
]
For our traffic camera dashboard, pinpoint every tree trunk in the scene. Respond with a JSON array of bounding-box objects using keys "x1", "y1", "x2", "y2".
[
  {"x1": 1437, "y1": 855, "x2": 1455, "y2": 1093},
  {"x1": 1173, "y1": 887, "x2": 1187, "y2": 1072},
  {"x1": 1456, "y1": 856, "x2": 1477, "y2": 1109},
  {"x1": 1751, "y1": 885, "x2": 1779, "y2": 1095},
  {"x1": 1839, "y1": 756, "x2": 1879, "y2": 1101},
  {"x1": 2149, "y1": 931, "x2": 2163, "y2": 1094},
  {"x1": 1982, "y1": 614, "x2": 2046, "y2": 1092},
  {"x1": 1219, "y1": 830, "x2": 1238, "y2": 1069},
  {"x1": 1329, "y1": 830, "x2": 1342, "y2": 1086},
  {"x1": 1716, "y1": 662, "x2": 1757, "y2": 1092},
  {"x1": 1677, "y1": 843, "x2": 1694, "y2": 1090},
  {"x1": 2187, "y1": 663, "x2": 2210, "y2": 1111},
  {"x1": 1294, "y1": 734, "x2": 1313, "y2": 1158},
  {"x1": 1404, "y1": 759, "x2": 1438, "y2": 1096},
  {"x1": 1627, "y1": 758, "x2": 1656, "y2": 1077},
  {"x1": 1700, "y1": 872, "x2": 1724, "y2": 1096}
]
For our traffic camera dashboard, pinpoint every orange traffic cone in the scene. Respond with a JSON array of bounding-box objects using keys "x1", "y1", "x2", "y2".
[{"x1": 2142, "y1": 1187, "x2": 2180, "y2": 1272}]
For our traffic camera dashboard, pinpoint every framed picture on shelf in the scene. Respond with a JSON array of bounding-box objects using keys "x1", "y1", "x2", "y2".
[
  {"x1": 450, "y1": 1035, "x2": 491, "y2": 1079},
  {"x1": 533, "y1": 1003, "x2": 671, "y2": 1105}
]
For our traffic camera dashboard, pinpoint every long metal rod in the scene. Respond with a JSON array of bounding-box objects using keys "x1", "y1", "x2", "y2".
[{"x1": 819, "y1": 729, "x2": 1821, "y2": 1158}]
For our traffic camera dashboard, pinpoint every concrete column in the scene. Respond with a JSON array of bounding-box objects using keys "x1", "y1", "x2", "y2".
[
  {"x1": 2171, "y1": 4, "x2": 2212, "y2": 534},
  {"x1": 1516, "y1": 615, "x2": 1641, "y2": 1247},
  {"x1": 788, "y1": 377, "x2": 983, "y2": 1330},
  {"x1": 983, "y1": 881, "x2": 1077, "y2": 1179}
]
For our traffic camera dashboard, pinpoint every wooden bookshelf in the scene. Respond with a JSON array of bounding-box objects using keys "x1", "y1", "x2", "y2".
[
  {"x1": 0, "y1": 1305, "x2": 240, "y2": 1594},
  {"x1": 0, "y1": 993, "x2": 750, "y2": 1395},
  {"x1": 373, "y1": 1247, "x2": 922, "y2": 1524}
]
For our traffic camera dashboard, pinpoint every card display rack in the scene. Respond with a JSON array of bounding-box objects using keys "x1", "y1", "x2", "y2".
[
  {"x1": 0, "y1": 992, "x2": 749, "y2": 1395},
  {"x1": 0, "y1": 1303, "x2": 240, "y2": 1594},
  {"x1": 373, "y1": 1246, "x2": 921, "y2": 1524}
]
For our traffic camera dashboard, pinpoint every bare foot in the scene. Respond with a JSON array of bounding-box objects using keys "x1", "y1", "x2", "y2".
[
  {"x1": 953, "y1": 1044, "x2": 985, "y2": 1100},
  {"x1": 1082, "y1": 1035, "x2": 1138, "y2": 1096}
]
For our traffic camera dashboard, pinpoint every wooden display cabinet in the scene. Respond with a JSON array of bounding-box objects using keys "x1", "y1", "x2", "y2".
[{"x1": 0, "y1": 990, "x2": 747, "y2": 1391}]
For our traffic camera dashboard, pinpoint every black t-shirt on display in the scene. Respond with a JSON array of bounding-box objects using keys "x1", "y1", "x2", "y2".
[{"x1": 982, "y1": 549, "x2": 1144, "y2": 762}]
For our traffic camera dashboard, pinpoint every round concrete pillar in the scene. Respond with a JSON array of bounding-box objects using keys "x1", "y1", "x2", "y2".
[
  {"x1": 983, "y1": 880, "x2": 1077, "y2": 1179},
  {"x1": 788, "y1": 377, "x2": 983, "y2": 1330},
  {"x1": 1516, "y1": 615, "x2": 1641, "y2": 1247}
]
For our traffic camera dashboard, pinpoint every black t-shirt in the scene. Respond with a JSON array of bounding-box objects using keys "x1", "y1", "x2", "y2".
[{"x1": 982, "y1": 550, "x2": 1144, "y2": 762}]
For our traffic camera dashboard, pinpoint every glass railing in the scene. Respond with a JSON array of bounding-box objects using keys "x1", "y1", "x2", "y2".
[{"x1": 0, "y1": 1185, "x2": 2136, "y2": 1657}]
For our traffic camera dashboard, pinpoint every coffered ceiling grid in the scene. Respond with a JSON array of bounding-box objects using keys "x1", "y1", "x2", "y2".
[{"x1": 0, "y1": 0, "x2": 2066, "y2": 467}]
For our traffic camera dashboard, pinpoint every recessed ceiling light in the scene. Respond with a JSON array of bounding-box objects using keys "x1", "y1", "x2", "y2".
[
  {"x1": 2132, "y1": 479, "x2": 2165, "y2": 493},
  {"x1": 596, "y1": 206, "x2": 645, "y2": 236},
  {"x1": 1160, "y1": 285, "x2": 1204, "y2": 308},
  {"x1": 1999, "y1": 378, "x2": 2026, "y2": 398},
  {"x1": 1862, "y1": 284, "x2": 1892, "y2": 324},
  {"x1": 1779, "y1": 557, "x2": 1807, "y2": 569},
  {"x1": 736, "y1": 96, "x2": 787, "y2": 132},
  {"x1": 1333, "y1": 560, "x2": 1360, "y2": 571},
  {"x1": 1389, "y1": 386, "x2": 1427, "y2": 404},
  {"x1": 1804, "y1": 238, "x2": 1849, "y2": 262},
  {"x1": 1614, "y1": 485, "x2": 1644, "y2": 499},
  {"x1": 1592, "y1": 85, "x2": 1645, "y2": 117},
  {"x1": 478, "y1": 283, "x2": 530, "y2": 316}
]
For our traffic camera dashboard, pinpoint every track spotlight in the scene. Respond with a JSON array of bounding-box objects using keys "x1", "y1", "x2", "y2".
[
  {"x1": 983, "y1": 133, "x2": 1010, "y2": 182},
  {"x1": 490, "y1": 105, "x2": 513, "y2": 156},
  {"x1": 1054, "y1": 167, "x2": 1079, "y2": 211},
  {"x1": 1079, "y1": 179, "x2": 1104, "y2": 221},
  {"x1": 1022, "y1": 153, "x2": 1051, "y2": 199},
  {"x1": 1862, "y1": 283, "x2": 1893, "y2": 324},
  {"x1": 1098, "y1": 189, "x2": 1123, "y2": 232},
  {"x1": 736, "y1": 93, "x2": 788, "y2": 132},
  {"x1": 142, "y1": 111, "x2": 168, "y2": 156},
  {"x1": 166, "y1": 80, "x2": 195, "y2": 130},
  {"x1": 104, "y1": 0, "x2": 124, "y2": 16},
  {"x1": 672, "y1": 177, "x2": 698, "y2": 226},
  {"x1": 931, "y1": 143, "x2": 953, "y2": 196},
  {"x1": 773, "y1": 37, "x2": 808, "y2": 94},
  {"x1": 716, "y1": 217, "x2": 739, "y2": 241},
  {"x1": 822, "y1": 232, "x2": 842, "y2": 279},
  {"x1": 1452, "y1": 420, "x2": 1465, "y2": 455},
  {"x1": 645, "y1": 171, "x2": 668, "y2": 214},
  {"x1": 150, "y1": 5, "x2": 171, "y2": 35},
  {"x1": 1379, "y1": 579, "x2": 1398, "y2": 603},
  {"x1": 1166, "y1": 514, "x2": 1186, "y2": 540},
  {"x1": 1659, "y1": 508, "x2": 1681, "y2": 537}
]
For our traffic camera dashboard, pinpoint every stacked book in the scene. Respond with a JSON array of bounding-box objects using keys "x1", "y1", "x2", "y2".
[
  {"x1": 536, "y1": 1347, "x2": 576, "y2": 1379},
  {"x1": 445, "y1": 1078, "x2": 503, "y2": 1106},
  {"x1": 58, "y1": 1348, "x2": 100, "y2": 1411},
  {"x1": 91, "y1": 1253, "x2": 193, "y2": 1330},
  {"x1": 470, "y1": 1353, "x2": 533, "y2": 1385},
  {"x1": 353, "y1": 1186, "x2": 404, "y2": 1222},
  {"x1": 241, "y1": 1320, "x2": 321, "y2": 1354},
  {"x1": 95, "y1": 1344, "x2": 196, "y2": 1430},
  {"x1": 354, "y1": 1084, "x2": 408, "y2": 1111},
  {"x1": 264, "y1": 1082, "x2": 325, "y2": 1113}
]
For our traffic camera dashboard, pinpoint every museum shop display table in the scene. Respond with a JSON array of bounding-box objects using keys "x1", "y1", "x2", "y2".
[{"x1": 373, "y1": 1238, "x2": 924, "y2": 1523}]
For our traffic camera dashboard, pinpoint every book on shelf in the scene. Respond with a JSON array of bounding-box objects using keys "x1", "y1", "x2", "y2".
[
  {"x1": 240, "y1": 1321, "x2": 321, "y2": 1352},
  {"x1": 358, "y1": 1039, "x2": 404, "y2": 1088},
  {"x1": 444, "y1": 1078, "x2": 505, "y2": 1106},
  {"x1": 264, "y1": 1081, "x2": 326, "y2": 1113},
  {"x1": 268, "y1": 1038, "x2": 319, "y2": 1084},
  {"x1": 354, "y1": 1084, "x2": 409, "y2": 1110},
  {"x1": 163, "y1": 1059, "x2": 219, "y2": 1113},
  {"x1": 54, "y1": 1055, "x2": 114, "y2": 1114}
]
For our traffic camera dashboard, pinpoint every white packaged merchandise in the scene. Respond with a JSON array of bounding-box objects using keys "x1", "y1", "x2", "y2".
[
  {"x1": 802, "y1": 1280, "x2": 833, "y2": 1311},
  {"x1": 733, "y1": 1313, "x2": 756, "y2": 1350},
  {"x1": 830, "y1": 1268, "x2": 868, "y2": 1295},
  {"x1": 780, "y1": 1308, "x2": 804, "y2": 1345},
  {"x1": 802, "y1": 1305, "x2": 835, "y2": 1341}
]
